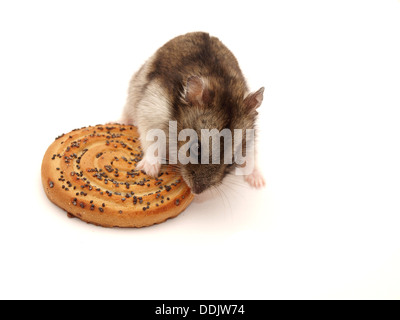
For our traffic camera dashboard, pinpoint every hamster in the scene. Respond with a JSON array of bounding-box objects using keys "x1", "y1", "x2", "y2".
[{"x1": 121, "y1": 32, "x2": 265, "y2": 194}]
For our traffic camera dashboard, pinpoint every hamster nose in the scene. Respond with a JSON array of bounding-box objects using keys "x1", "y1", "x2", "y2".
[{"x1": 192, "y1": 183, "x2": 207, "y2": 195}]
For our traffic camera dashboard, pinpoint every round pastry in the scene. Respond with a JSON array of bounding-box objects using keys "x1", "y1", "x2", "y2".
[{"x1": 41, "y1": 124, "x2": 194, "y2": 228}]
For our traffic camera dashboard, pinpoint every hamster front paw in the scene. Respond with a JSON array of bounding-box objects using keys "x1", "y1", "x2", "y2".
[
  {"x1": 136, "y1": 155, "x2": 161, "y2": 177},
  {"x1": 107, "y1": 114, "x2": 137, "y2": 126}
]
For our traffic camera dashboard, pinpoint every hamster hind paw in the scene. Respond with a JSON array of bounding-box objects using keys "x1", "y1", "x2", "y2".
[{"x1": 244, "y1": 168, "x2": 266, "y2": 189}]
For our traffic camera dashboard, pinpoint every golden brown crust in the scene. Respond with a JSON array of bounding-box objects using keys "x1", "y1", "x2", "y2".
[{"x1": 41, "y1": 124, "x2": 194, "y2": 228}]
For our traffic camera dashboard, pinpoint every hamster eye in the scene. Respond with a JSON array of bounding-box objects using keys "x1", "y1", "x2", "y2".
[
  {"x1": 190, "y1": 142, "x2": 199, "y2": 155},
  {"x1": 225, "y1": 163, "x2": 236, "y2": 173},
  {"x1": 189, "y1": 141, "x2": 201, "y2": 163}
]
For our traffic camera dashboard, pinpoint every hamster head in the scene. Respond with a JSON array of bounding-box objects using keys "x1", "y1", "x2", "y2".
[{"x1": 175, "y1": 76, "x2": 264, "y2": 194}]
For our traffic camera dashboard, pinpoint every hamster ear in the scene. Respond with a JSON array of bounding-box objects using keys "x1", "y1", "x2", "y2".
[
  {"x1": 243, "y1": 87, "x2": 265, "y2": 110},
  {"x1": 185, "y1": 76, "x2": 207, "y2": 105}
]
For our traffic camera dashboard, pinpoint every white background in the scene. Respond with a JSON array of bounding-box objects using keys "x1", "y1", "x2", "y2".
[{"x1": 0, "y1": 0, "x2": 399, "y2": 300}]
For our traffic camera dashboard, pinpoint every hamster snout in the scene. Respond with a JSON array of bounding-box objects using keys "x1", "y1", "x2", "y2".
[{"x1": 180, "y1": 163, "x2": 228, "y2": 195}]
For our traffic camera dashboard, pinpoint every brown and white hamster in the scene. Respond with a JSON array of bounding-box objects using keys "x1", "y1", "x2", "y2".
[{"x1": 121, "y1": 32, "x2": 265, "y2": 194}]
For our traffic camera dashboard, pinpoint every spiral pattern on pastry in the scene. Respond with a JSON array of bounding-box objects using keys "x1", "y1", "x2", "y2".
[{"x1": 41, "y1": 124, "x2": 194, "y2": 228}]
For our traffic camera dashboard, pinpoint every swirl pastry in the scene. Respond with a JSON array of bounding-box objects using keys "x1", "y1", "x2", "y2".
[{"x1": 41, "y1": 124, "x2": 194, "y2": 228}]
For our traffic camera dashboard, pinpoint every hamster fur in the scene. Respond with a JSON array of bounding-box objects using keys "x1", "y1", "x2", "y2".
[{"x1": 121, "y1": 32, "x2": 265, "y2": 194}]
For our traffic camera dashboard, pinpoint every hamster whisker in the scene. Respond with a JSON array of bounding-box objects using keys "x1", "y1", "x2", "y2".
[
  {"x1": 213, "y1": 185, "x2": 232, "y2": 216},
  {"x1": 223, "y1": 174, "x2": 248, "y2": 189}
]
